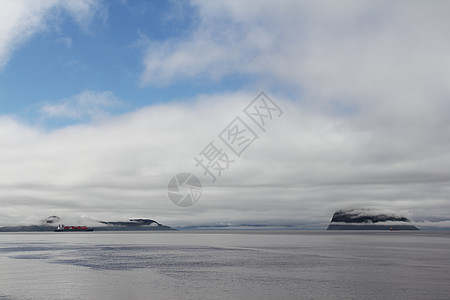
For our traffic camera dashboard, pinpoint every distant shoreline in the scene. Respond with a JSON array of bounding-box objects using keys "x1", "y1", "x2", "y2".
[{"x1": 0, "y1": 225, "x2": 176, "y2": 232}]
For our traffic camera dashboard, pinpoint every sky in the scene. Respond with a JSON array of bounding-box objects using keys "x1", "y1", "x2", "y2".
[{"x1": 1, "y1": 0, "x2": 450, "y2": 229}]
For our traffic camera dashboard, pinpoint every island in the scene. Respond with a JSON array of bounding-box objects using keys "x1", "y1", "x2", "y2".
[{"x1": 327, "y1": 209, "x2": 420, "y2": 230}]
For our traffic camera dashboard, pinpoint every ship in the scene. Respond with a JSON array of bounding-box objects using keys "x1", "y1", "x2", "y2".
[{"x1": 54, "y1": 224, "x2": 94, "y2": 232}]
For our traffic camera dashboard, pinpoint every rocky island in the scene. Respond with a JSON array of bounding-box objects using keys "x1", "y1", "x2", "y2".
[
  {"x1": 327, "y1": 209, "x2": 419, "y2": 230},
  {"x1": 96, "y1": 218, "x2": 175, "y2": 231}
]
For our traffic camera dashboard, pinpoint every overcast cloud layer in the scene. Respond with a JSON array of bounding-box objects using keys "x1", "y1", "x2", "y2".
[{"x1": 1, "y1": 0, "x2": 449, "y2": 228}]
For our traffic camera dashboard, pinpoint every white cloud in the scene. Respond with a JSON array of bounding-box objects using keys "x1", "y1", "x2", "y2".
[
  {"x1": 0, "y1": 0, "x2": 103, "y2": 69},
  {"x1": 134, "y1": 1, "x2": 450, "y2": 228},
  {"x1": 1, "y1": 90, "x2": 450, "y2": 228},
  {"x1": 141, "y1": 0, "x2": 450, "y2": 95},
  {"x1": 39, "y1": 90, "x2": 122, "y2": 120},
  {"x1": 140, "y1": 0, "x2": 450, "y2": 128}
]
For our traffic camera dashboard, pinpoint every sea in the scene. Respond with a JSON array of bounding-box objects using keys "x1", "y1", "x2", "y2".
[{"x1": 0, "y1": 231, "x2": 449, "y2": 300}]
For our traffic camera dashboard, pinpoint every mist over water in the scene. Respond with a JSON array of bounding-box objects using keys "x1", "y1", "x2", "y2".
[{"x1": 0, "y1": 231, "x2": 449, "y2": 300}]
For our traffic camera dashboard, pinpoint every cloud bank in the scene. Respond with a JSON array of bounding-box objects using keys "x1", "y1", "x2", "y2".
[
  {"x1": 1, "y1": 1, "x2": 449, "y2": 228},
  {"x1": 1, "y1": 90, "x2": 449, "y2": 228}
]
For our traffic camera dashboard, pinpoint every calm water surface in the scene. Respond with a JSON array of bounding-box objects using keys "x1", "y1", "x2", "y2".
[{"x1": 0, "y1": 231, "x2": 449, "y2": 299}]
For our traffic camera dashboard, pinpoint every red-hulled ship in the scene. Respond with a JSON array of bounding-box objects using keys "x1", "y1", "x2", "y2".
[{"x1": 54, "y1": 224, "x2": 94, "y2": 232}]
